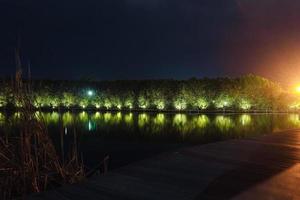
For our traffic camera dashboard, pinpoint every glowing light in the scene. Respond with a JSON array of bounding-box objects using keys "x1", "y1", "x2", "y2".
[
  {"x1": 156, "y1": 102, "x2": 165, "y2": 110},
  {"x1": 154, "y1": 99, "x2": 165, "y2": 110},
  {"x1": 239, "y1": 114, "x2": 251, "y2": 126},
  {"x1": 62, "y1": 112, "x2": 73, "y2": 126},
  {"x1": 153, "y1": 113, "x2": 165, "y2": 126},
  {"x1": 79, "y1": 111, "x2": 88, "y2": 122},
  {"x1": 294, "y1": 85, "x2": 300, "y2": 93},
  {"x1": 239, "y1": 99, "x2": 251, "y2": 110},
  {"x1": 194, "y1": 115, "x2": 210, "y2": 128},
  {"x1": 50, "y1": 112, "x2": 59, "y2": 123},
  {"x1": 87, "y1": 90, "x2": 94, "y2": 96},
  {"x1": 88, "y1": 121, "x2": 92, "y2": 131},
  {"x1": 215, "y1": 116, "x2": 234, "y2": 131},
  {"x1": 62, "y1": 92, "x2": 75, "y2": 107},
  {"x1": 95, "y1": 104, "x2": 100, "y2": 109},
  {"x1": 215, "y1": 98, "x2": 232, "y2": 109},
  {"x1": 104, "y1": 113, "x2": 112, "y2": 123},
  {"x1": 195, "y1": 98, "x2": 208, "y2": 110},
  {"x1": 124, "y1": 113, "x2": 133, "y2": 125},
  {"x1": 174, "y1": 99, "x2": 187, "y2": 110},
  {"x1": 117, "y1": 104, "x2": 122, "y2": 109},
  {"x1": 173, "y1": 114, "x2": 189, "y2": 134},
  {"x1": 289, "y1": 114, "x2": 300, "y2": 126},
  {"x1": 93, "y1": 112, "x2": 101, "y2": 120},
  {"x1": 104, "y1": 99, "x2": 112, "y2": 109},
  {"x1": 173, "y1": 114, "x2": 187, "y2": 126},
  {"x1": 124, "y1": 99, "x2": 133, "y2": 109},
  {"x1": 138, "y1": 113, "x2": 149, "y2": 128},
  {"x1": 138, "y1": 96, "x2": 149, "y2": 109},
  {"x1": 290, "y1": 103, "x2": 300, "y2": 110}
]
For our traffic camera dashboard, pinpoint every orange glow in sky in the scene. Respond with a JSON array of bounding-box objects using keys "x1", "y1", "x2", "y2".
[
  {"x1": 296, "y1": 86, "x2": 300, "y2": 93},
  {"x1": 221, "y1": 0, "x2": 300, "y2": 87}
]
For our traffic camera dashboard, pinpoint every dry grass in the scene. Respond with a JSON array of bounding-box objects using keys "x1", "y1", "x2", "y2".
[{"x1": 0, "y1": 64, "x2": 86, "y2": 199}]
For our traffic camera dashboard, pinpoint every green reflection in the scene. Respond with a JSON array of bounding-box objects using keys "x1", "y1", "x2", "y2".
[
  {"x1": 173, "y1": 114, "x2": 190, "y2": 134},
  {"x1": 13, "y1": 112, "x2": 21, "y2": 120},
  {"x1": 124, "y1": 113, "x2": 133, "y2": 126},
  {"x1": 114, "y1": 112, "x2": 122, "y2": 124},
  {"x1": 42, "y1": 112, "x2": 59, "y2": 124},
  {"x1": 153, "y1": 113, "x2": 165, "y2": 126},
  {"x1": 107, "y1": 112, "x2": 123, "y2": 125},
  {"x1": 6, "y1": 112, "x2": 300, "y2": 145},
  {"x1": 215, "y1": 116, "x2": 234, "y2": 131},
  {"x1": 79, "y1": 111, "x2": 88, "y2": 123},
  {"x1": 173, "y1": 114, "x2": 187, "y2": 126},
  {"x1": 151, "y1": 113, "x2": 166, "y2": 133},
  {"x1": 34, "y1": 111, "x2": 41, "y2": 119},
  {"x1": 50, "y1": 112, "x2": 59, "y2": 123},
  {"x1": 0, "y1": 112, "x2": 5, "y2": 125},
  {"x1": 288, "y1": 114, "x2": 300, "y2": 127},
  {"x1": 62, "y1": 112, "x2": 73, "y2": 126},
  {"x1": 92, "y1": 112, "x2": 101, "y2": 120},
  {"x1": 138, "y1": 113, "x2": 149, "y2": 128},
  {"x1": 194, "y1": 115, "x2": 210, "y2": 128},
  {"x1": 88, "y1": 120, "x2": 96, "y2": 131},
  {"x1": 239, "y1": 114, "x2": 252, "y2": 126},
  {"x1": 103, "y1": 113, "x2": 112, "y2": 123}
]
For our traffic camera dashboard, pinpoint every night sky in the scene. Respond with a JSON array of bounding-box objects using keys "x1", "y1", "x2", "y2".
[{"x1": 1, "y1": 0, "x2": 300, "y2": 85}]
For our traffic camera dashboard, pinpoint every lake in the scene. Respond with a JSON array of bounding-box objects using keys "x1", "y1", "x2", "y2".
[{"x1": 0, "y1": 112, "x2": 300, "y2": 169}]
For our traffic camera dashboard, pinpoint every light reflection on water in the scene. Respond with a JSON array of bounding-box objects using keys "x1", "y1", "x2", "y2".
[
  {"x1": 4, "y1": 111, "x2": 300, "y2": 169},
  {"x1": 1, "y1": 112, "x2": 300, "y2": 143},
  {"x1": 215, "y1": 116, "x2": 234, "y2": 131}
]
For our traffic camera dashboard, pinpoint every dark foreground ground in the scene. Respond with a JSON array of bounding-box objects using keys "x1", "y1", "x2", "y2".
[{"x1": 30, "y1": 129, "x2": 300, "y2": 200}]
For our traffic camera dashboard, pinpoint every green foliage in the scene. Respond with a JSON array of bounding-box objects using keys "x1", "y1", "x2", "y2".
[
  {"x1": 194, "y1": 98, "x2": 209, "y2": 110},
  {"x1": 239, "y1": 99, "x2": 252, "y2": 110},
  {"x1": 0, "y1": 94, "x2": 7, "y2": 107},
  {"x1": 62, "y1": 92, "x2": 76, "y2": 107},
  {"x1": 0, "y1": 75, "x2": 292, "y2": 111},
  {"x1": 214, "y1": 94, "x2": 233, "y2": 109},
  {"x1": 138, "y1": 95, "x2": 149, "y2": 109}
]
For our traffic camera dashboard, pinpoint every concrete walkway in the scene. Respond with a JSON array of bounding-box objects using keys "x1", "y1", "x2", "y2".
[{"x1": 30, "y1": 129, "x2": 300, "y2": 199}]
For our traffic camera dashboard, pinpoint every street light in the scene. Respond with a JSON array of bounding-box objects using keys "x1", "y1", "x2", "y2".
[
  {"x1": 296, "y1": 86, "x2": 300, "y2": 93},
  {"x1": 87, "y1": 90, "x2": 94, "y2": 97}
]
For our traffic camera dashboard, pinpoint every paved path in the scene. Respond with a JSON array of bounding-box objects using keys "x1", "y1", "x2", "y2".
[{"x1": 30, "y1": 129, "x2": 300, "y2": 200}]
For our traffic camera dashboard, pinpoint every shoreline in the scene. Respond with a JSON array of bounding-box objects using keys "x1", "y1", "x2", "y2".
[{"x1": 0, "y1": 107, "x2": 298, "y2": 114}]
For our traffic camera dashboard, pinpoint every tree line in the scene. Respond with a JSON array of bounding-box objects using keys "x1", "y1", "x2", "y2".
[{"x1": 0, "y1": 74, "x2": 298, "y2": 112}]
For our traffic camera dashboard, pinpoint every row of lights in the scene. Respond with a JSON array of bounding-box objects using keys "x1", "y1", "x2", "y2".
[{"x1": 0, "y1": 90, "x2": 254, "y2": 110}]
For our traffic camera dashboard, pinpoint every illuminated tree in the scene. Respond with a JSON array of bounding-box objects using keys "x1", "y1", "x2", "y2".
[
  {"x1": 194, "y1": 97, "x2": 209, "y2": 110},
  {"x1": 138, "y1": 95, "x2": 149, "y2": 109},
  {"x1": 150, "y1": 89, "x2": 166, "y2": 110},
  {"x1": 0, "y1": 92, "x2": 7, "y2": 107},
  {"x1": 122, "y1": 92, "x2": 134, "y2": 109},
  {"x1": 112, "y1": 96, "x2": 122, "y2": 110},
  {"x1": 173, "y1": 84, "x2": 188, "y2": 110},
  {"x1": 62, "y1": 92, "x2": 76, "y2": 108},
  {"x1": 239, "y1": 98, "x2": 251, "y2": 110},
  {"x1": 214, "y1": 94, "x2": 233, "y2": 109},
  {"x1": 91, "y1": 92, "x2": 104, "y2": 109}
]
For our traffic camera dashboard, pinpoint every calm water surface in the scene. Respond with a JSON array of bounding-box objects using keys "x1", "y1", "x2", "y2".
[{"x1": 0, "y1": 112, "x2": 300, "y2": 169}]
